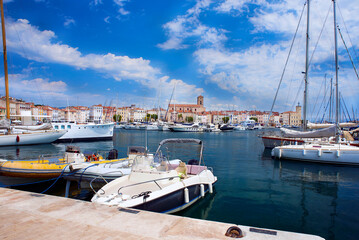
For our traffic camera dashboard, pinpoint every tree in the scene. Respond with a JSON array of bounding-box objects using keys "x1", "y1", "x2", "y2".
[
  {"x1": 223, "y1": 117, "x2": 229, "y2": 123},
  {"x1": 150, "y1": 114, "x2": 158, "y2": 120},
  {"x1": 113, "y1": 114, "x2": 122, "y2": 122},
  {"x1": 178, "y1": 114, "x2": 183, "y2": 120},
  {"x1": 185, "y1": 116, "x2": 193, "y2": 123},
  {"x1": 250, "y1": 117, "x2": 258, "y2": 122}
]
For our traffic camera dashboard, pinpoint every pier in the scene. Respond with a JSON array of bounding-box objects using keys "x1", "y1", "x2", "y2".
[{"x1": 0, "y1": 188, "x2": 323, "y2": 239}]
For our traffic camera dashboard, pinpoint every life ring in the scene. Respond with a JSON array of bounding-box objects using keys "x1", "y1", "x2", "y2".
[{"x1": 16, "y1": 135, "x2": 20, "y2": 142}]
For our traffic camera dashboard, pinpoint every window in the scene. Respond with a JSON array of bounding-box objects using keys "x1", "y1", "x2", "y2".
[
  {"x1": 54, "y1": 126, "x2": 58, "y2": 129},
  {"x1": 61, "y1": 125, "x2": 65, "y2": 129},
  {"x1": 67, "y1": 125, "x2": 71, "y2": 129}
]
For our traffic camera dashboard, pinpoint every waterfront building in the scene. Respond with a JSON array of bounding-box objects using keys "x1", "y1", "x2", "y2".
[
  {"x1": 90, "y1": 105, "x2": 103, "y2": 123},
  {"x1": 167, "y1": 96, "x2": 206, "y2": 122}
]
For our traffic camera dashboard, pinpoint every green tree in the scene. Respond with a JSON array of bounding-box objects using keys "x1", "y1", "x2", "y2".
[
  {"x1": 250, "y1": 117, "x2": 258, "y2": 122},
  {"x1": 185, "y1": 116, "x2": 194, "y2": 123},
  {"x1": 150, "y1": 114, "x2": 158, "y2": 120},
  {"x1": 223, "y1": 117, "x2": 229, "y2": 123},
  {"x1": 178, "y1": 114, "x2": 183, "y2": 120},
  {"x1": 113, "y1": 114, "x2": 122, "y2": 122}
]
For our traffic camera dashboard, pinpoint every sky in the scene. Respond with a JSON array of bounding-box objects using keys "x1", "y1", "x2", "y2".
[{"x1": 0, "y1": 0, "x2": 358, "y2": 120}]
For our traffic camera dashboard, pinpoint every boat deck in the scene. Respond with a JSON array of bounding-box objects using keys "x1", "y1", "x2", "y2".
[{"x1": 0, "y1": 188, "x2": 324, "y2": 240}]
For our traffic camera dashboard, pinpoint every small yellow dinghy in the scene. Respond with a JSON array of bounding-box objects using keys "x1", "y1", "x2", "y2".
[{"x1": 0, "y1": 146, "x2": 122, "y2": 186}]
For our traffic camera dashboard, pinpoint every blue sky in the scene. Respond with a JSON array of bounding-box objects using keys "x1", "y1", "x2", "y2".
[{"x1": 0, "y1": 0, "x2": 358, "y2": 119}]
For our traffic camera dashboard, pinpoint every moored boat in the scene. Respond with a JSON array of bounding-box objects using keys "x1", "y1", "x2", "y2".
[{"x1": 91, "y1": 138, "x2": 217, "y2": 213}]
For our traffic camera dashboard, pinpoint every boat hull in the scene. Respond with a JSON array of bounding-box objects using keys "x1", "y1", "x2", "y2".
[
  {"x1": 0, "y1": 131, "x2": 65, "y2": 146},
  {"x1": 271, "y1": 144, "x2": 359, "y2": 165},
  {"x1": 52, "y1": 122, "x2": 114, "y2": 142}
]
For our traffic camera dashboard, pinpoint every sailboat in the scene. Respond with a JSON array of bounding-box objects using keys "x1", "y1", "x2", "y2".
[
  {"x1": 0, "y1": 3, "x2": 65, "y2": 146},
  {"x1": 271, "y1": 0, "x2": 359, "y2": 165}
]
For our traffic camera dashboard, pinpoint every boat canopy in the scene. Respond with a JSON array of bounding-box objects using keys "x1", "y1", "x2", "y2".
[
  {"x1": 280, "y1": 125, "x2": 336, "y2": 138},
  {"x1": 155, "y1": 138, "x2": 204, "y2": 165}
]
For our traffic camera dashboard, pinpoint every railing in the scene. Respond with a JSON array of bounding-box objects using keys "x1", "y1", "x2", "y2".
[{"x1": 89, "y1": 169, "x2": 125, "y2": 193}]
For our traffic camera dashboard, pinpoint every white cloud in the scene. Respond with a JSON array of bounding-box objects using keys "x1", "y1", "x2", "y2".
[
  {"x1": 158, "y1": 0, "x2": 229, "y2": 50},
  {"x1": 64, "y1": 17, "x2": 75, "y2": 28},
  {"x1": 104, "y1": 16, "x2": 110, "y2": 23},
  {"x1": 4, "y1": 18, "x2": 204, "y2": 107},
  {"x1": 114, "y1": 0, "x2": 130, "y2": 15}
]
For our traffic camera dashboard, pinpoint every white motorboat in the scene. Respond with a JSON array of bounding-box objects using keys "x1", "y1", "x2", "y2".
[
  {"x1": 145, "y1": 124, "x2": 159, "y2": 131},
  {"x1": 91, "y1": 138, "x2": 217, "y2": 213},
  {"x1": 234, "y1": 125, "x2": 246, "y2": 131},
  {"x1": 203, "y1": 124, "x2": 221, "y2": 132},
  {"x1": 52, "y1": 122, "x2": 114, "y2": 142},
  {"x1": 124, "y1": 123, "x2": 140, "y2": 130},
  {"x1": 169, "y1": 123, "x2": 203, "y2": 132},
  {"x1": 63, "y1": 146, "x2": 148, "y2": 189}
]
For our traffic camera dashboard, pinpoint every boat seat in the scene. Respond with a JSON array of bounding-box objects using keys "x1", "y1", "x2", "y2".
[{"x1": 186, "y1": 165, "x2": 207, "y2": 175}]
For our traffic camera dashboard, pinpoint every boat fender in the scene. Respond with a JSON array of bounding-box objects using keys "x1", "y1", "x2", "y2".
[
  {"x1": 200, "y1": 184, "x2": 205, "y2": 197},
  {"x1": 302, "y1": 149, "x2": 306, "y2": 156},
  {"x1": 92, "y1": 154, "x2": 98, "y2": 161},
  {"x1": 279, "y1": 148, "x2": 282, "y2": 159},
  {"x1": 209, "y1": 183, "x2": 213, "y2": 194},
  {"x1": 337, "y1": 150, "x2": 340, "y2": 157},
  {"x1": 16, "y1": 135, "x2": 20, "y2": 142},
  {"x1": 225, "y1": 226, "x2": 243, "y2": 238},
  {"x1": 318, "y1": 149, "x2": 322, "y2": 157},
  {"x1": 184, "y1": 188, "x2": 189, "y2": 203}
]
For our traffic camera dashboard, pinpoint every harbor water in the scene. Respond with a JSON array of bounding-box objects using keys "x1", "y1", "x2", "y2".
[{"x1": 1, "y1": 128, "x2": 359, "y2": 240}]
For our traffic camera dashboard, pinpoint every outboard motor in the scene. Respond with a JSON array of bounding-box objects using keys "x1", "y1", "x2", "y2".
[
  {"x1": 64, "y1": 146, "x2": 85, "y2": 163},
  {"x1": 108, "y1": 149, "x2": 118, "y2": 160}
]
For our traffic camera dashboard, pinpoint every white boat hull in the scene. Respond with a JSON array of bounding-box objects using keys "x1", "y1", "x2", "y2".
[
  {"x1": 52, "y1": 122, "x2": 114, "y2": 141},
  {"x1": 0, "y1": 131, "x2": 66, "y2": 146},
  {"x1": 272, "y1": 144, "x2": 359, "y2": 165}
]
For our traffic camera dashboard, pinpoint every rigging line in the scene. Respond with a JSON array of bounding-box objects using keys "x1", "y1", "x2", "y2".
[
  {"x1": 310, "y1": 74, "x2": 326, "y2": 117},
  {"x1": 268, "y1": 2, "x2": 306, "y2": 118},
  {"x1": 337, "y1": 26, "x2": 359, "y2": 81},
  {"x1": 320, "y1": 96, "x2": 331, "y2": 123},
  {"x1": 340, "y1": 93, "x2": 352, "y2": 122},
  {"x1": 308, "y1": 4, "x2": 332, "y2": 67},
  {"x1": 314, "y1": 82, "x2": 330, "y2": 122},
  {"x1": 337, "y1": 3, "x2": 359, "y2": 66}
]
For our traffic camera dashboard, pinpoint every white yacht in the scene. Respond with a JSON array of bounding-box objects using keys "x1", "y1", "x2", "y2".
[
  {"x1": 169, "y1": 123, "x2": 203, "y2": 132},
  {"x1": 91, "y1": 138, "x2": 217, "y2": 213},
  {"x1": 52, "y1": 122, "x2": 114, "y2": 142}
]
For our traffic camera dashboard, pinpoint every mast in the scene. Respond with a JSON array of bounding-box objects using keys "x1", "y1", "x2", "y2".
[
  {"x1": 0, "y1": 0, "x2": 9, "y2": 120},
  {"x1": 333, "y1": 0, "x2": 339, "y2": 143},
  {"x1": 303, "y1": 0, "x2": 310, "y2": 131}
]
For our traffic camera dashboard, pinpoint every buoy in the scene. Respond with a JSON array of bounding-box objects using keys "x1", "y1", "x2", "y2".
[
  {"x1": 184, "y1": 188, "x2": 189, "y2": 203},
  {"x1": 209, "y1": 183, "x2": 213, "y2": 194},
  {"x1": 200, "y1": 184, "x2": 205, "y2": 197},
  {"x1": 16, "y1": 135, "x2": 20, "y2": 142}
]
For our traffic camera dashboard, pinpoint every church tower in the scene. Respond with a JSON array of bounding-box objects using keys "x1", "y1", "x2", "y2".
[{"x1": 197, "y1": 95, "x2": 204, "y2": 106}]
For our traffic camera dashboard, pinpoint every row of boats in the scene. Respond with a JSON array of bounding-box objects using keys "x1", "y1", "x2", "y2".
[
  {"x1": 120, "y1": 120, "x2": 263, "y2": 132},
  {"x1": 0, "y1": 138, "x2": 217, "y2": 214}
]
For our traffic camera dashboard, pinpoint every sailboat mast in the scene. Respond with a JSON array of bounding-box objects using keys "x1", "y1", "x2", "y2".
[
  {"x1": 303, "y1": 0, "x2": 310, "y2": 131},
  {"x1": 333, "y1": 0, "x2": 339, "y2": 143},
  {"x1": 0, "y1": 0, "x2": 9, "y2": 120}
]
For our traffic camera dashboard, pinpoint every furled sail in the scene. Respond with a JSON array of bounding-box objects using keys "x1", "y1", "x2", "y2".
[
  {"x1": 307, "y1": 122, "x2": 357, "y2": 129},
  {"x1": 280, "y1": 125, "x2": 336, "y2": 138}
]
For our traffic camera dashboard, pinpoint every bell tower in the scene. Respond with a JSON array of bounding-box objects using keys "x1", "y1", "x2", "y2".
[{"x1": 197, "y1": 95, "x2": 204, "y2": 106}]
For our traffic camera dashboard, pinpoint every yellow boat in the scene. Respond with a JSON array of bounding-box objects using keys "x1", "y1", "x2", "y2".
[{"x1": 0, "y1": 146, "x2": 123, "y2": 186}]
